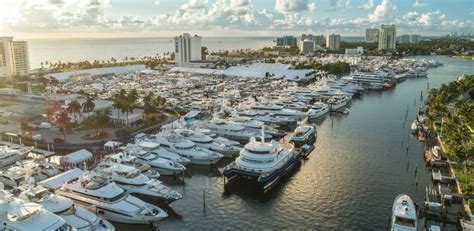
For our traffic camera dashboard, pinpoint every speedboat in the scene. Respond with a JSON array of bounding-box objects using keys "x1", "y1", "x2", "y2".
[
  {"x1": 40, "y1": 169, "x2": 168, "y2": 224},
  {"x1": 93, "y1": 164, "x2": 182, "y2": 203},
  {"x1": 15, "y1": 184, "x2": 114, "y2": 231},
  {"x1": 222, "y1": 129, "x2": 302, "y2": 191},
  {"x1": 0, "y1": 189, "x2": 74, "y2": 231},
  {"x1": 307, "y1": 102, "x2": 329, "y2": 119},
  {"x1": 390, "y1": 194, "x2": 417, "y2": 231},
  {"x1": 289, "y1": 124, "x2": 317, "y2": 147},
  {"x1": 410, "y1": 121, "x2": 418, "y2": 134}
]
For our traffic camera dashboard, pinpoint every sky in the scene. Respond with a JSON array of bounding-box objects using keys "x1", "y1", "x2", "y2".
[{"x1": 0, "y1": 0, "x2": 473, "y2": 38}]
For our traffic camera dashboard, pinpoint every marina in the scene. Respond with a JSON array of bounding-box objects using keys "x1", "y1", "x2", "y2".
[{"x1": 0, "y1": 55, "x2": 472, "y2": 230}]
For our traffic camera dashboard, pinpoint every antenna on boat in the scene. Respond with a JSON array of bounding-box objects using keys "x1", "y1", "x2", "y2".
[{"x1": 261, "y1": 124, "x2": 265, "y2": 144}]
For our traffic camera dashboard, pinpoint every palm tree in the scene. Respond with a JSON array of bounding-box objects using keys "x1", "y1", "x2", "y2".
[
  {"x1": 124, "y1": 89, "x2": 139, "y2": 126},
  {"x1": 55, "y1": 109, "x2": 70, "y2": 142},
  {"x1": 113, "y1": 89, "x2": 127, "y2": 126},
  {"x1": 82, "y1": 97, "x2": 95, "y2": 116},
  {"x1": 67, "y1": 100, "x2": 82, "y2": 123},
  {"x1": 45, "y1": 107, "x2": 55, "y2": 123}
]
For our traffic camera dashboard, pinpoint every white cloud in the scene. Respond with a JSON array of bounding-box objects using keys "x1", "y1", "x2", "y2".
[
  {"x1": 308, "y1": 3, "x2": 316, "y2": 12},
  {"x1": 154, "y1": 0, "x2": 160, "y2": 5},
  {"x1": 181, "y1": 0, "x2": 208, "y2": 10},
  {"x1": 359, "y1": 0, "x2": 374, "y2": 10},
  {"x1": 230, "y1": 0, "x2": 249, "y2": 8},
  {"x1": 1, "y1": 0, "x2": 472, "y2": 36},
  {"x1": 412, "y1": 0, "x2": 426, "y2": 8},
  {"x1": 368, "y1": 0, "x2": 396, "y2": 22},
  {"x1": 275, "y1": 0, "x2": 309, "y2": 13}
]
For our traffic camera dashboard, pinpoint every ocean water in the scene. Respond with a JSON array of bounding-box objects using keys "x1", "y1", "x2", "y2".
[
  {"x1": 108, "y1": 56, "x2": 471, "y2": 230},
  {"x1": 26, "y1": 36, "x2": 365, "y2": 68}
]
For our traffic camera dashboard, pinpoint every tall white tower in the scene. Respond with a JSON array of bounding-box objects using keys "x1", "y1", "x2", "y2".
[{"x1": 174, "y1": 33, "x2": 202, "y2": 66}]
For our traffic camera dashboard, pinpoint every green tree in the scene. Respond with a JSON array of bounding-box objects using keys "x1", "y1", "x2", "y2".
[
  {"x1": 67, "y1": 100, "x2": 82, "y2": 124},
  {"x1": 82, "y1": 97, "x2": 95, "y2": 116},
  {"x1": 55, "y1": 109, "x2": 70, "y2": 142}
]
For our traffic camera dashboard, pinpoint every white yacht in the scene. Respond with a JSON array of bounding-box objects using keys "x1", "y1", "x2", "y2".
[
  {"x1": 249, "y1": 103, "x2": 307, "y2": 121},
  {"x1": 0, "y1": 146, "x2": 31, "y2": 168},
  {"x1": 40, "y1": 169, "x2": 168, "y2": 224},
  {"x1": 229, "y1": 116, "x2": 287, "y2": 139},
  {"x1": 222, "y1": 130, "x2": 301, "y2": 191},
  {"x1": 152, "y1": 133, "x2": 223, "y2": 165},
  {"x1": 327, "y1": 95, "x2": 351, "y2": 112},
  {"x1": 307, "y1": 102, "x2": 329, "y2": 119},
  {"x1": 390, "y1": 194, "x2": 417, "y2": 231},
  {"x1": 0, "y1": 189, "x2": 74, "y2": 231},
  {"x1": 130, "y1": 150, "x2": 186, "y2": 176},
  {"x1": 0, "y1": 163, "x2": 57, "y2": 188},
  {"x1": 289, "y1": 124, "x2": 317, "y2": 147},
  {"x1": 173, "y1": 129, "x2": 241, "y2": 158},
  {"x1": 93, "y1": 164, "x2": 182, "y2": 203},
  {"x1": 150, "y1": 148, "x2": 191, "y2": 166},
  {"x1": 105, "y1": 153, "x2": 160, "y2": 179},
  {"x1": 345, "y1": 73, "x2": 385, "y2": 90},
  {"x1": 16, "y1": 185, "x2": 114, "y2": 231},
  {"x1": 206, "y1": 118, "x2": 272, "y2": 144}
]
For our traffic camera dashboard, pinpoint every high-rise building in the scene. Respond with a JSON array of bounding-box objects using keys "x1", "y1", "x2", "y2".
[
  {"x1": 400, "y1": 34, "x2": 410, "y2": 44},
  {"x1": 326, "y1": 34, "x2": 341, "y2": 50},
  {"x1": 365, "y1": 28, "x2": 379, "y2": 43},
  {"x1": 276, "y1": 36, "x2": 298, "y2": 48},
  {"x1": 300, "y1": 40, "x2": 315, "y2": 55},
  {"x1": 410, "y1": 34, "x2": 421, "y2": 44},
  {"x1": 0, "y1": 37, "x2": 30, "y2": 80},
  {"x1": 378, "y1": 24, "x2": 396, "y2": 50},
  {"x1": 174, "y1": 33, "x2": 202, "y2": 66},
  {"x1": 301, "y1": 34, "x2": 325, "y2": 46}
]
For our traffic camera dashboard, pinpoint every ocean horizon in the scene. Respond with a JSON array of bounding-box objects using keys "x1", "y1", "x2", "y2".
[{"x1": 27, "y1": 36, "x2": 367, "y2": 68}]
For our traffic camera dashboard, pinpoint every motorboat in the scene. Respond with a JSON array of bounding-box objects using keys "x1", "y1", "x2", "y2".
[
  {"x1": 0, "y1": 146, "x2": 32, "y2": 168},
  {"x1": 206, "y1": 117, "x2": 272, "y2": 144},
  {"x1": 229, "y1": 116, "x2": 287, "y2": 139},
  {"x1": 307, "y1": 102, "x2": 329, "y2": 119},
  {"x1": 0, "y1": 164, "x2": 56, "y2": 188},
  {"x1": 15, "y1": 184, "x2": 114, "y2": 231},
  {"x1": 390, "y1": 194, "x2": 417, "y2": 231},
  {"x1": 131, "y1": 150, "x2": 186, "y2": 176},
  {"x1": 93, "y1": 164, "x2": 182, "y2": 203},
  {"x1": 152, "y1": 133, "x2": 223, "y2": 165},
  {"x1": 0, "y1": 189, "x2": 74, "y2": 231},
  {"x1": 327, "y1": 95, "x2": 350, "y2": 112},
  {"x1": 222, "y1": 129, "x2": 302, "y2": 191},
  {"x1": 173, "y1": 129, "x2": 241, "y2": 158},
  {"x1": 105, "y1": 153, "x2": 160, "y2": 179},
  {"x1": 249, "y1": 103, "x2": 307, "y2": 121},
  {"x1": 289, "y1": 124, "x2": 317, "y2": 147},
  {"x1": 150, "y1": 148, "x2": 191, "y2": 166},
  {"x1": 40, "y1": 169, "x2": 168, "y2": 224},
  {"x1": 410, "y1": 121, "x2": 418, "y2": 134}
]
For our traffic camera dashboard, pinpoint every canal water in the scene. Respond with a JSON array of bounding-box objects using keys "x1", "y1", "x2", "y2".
[{"x1": 115, "y1": 56, "x2": 472, "y2": 230}]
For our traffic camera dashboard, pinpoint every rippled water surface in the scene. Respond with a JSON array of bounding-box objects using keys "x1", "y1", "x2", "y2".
[{"x1": 114, "y1": 56, "x2": 472, "y2": 230}]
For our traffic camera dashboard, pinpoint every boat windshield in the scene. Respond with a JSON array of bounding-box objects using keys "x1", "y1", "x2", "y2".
[{"x1": 395, "y1": 216, "x2": 416, "y2": 227}]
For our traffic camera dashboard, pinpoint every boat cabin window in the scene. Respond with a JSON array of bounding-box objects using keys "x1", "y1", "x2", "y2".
[
  {"x1": 395, "y1": 216, "x2": 416, "y2": 227},
  {"x1": 245, "y1": 148, "x2": 271, "y2": 154}
]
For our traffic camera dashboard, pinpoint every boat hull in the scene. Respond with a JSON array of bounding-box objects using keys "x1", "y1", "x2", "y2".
[{"x1": 222, "y1": 153, "x2": 302, "y2": 191}]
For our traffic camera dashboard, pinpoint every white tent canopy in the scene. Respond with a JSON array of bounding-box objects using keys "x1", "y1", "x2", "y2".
[
  {"x1": 104, "y1": 141, "x2": 122, "y2": 150},
  {"x1": 39, "y1": 168, "x2": 84, "y2": 190},
  {"x1": 60, "y1": 149, "x2": 93, "y2": 165}
]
